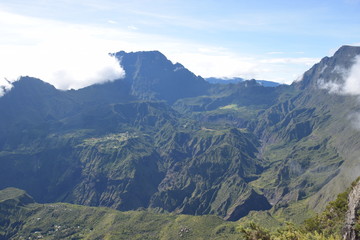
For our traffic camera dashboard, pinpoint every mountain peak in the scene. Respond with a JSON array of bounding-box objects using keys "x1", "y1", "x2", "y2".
[
  {"x1": 334, "y1": 45, "x2": 360, "y2": 57},
  {"x1": 294, "y1": 45, "x2": 360, "y2": 90},
  {"x1": 115, "y1": 50, "x2": 165, "y2": 58},
  {"x1": 111, "y1": 50, "x2": 209, "y2": 103},
  {"x1": 113, "y1": 50, "x2": 173, "y2": 80},
  {"x1": 7, "y1": 76, "x2": 58, "y2": 97},
  {"x1": 13, "y1": 76, "x2": 54, "y2": 88}
]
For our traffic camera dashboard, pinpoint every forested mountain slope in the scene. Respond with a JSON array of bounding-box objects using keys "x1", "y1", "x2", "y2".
[{"x1": 0, "y1": 46, "x2": 360, "y2": 226}]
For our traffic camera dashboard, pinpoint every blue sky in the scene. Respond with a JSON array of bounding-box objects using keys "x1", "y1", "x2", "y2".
[{"x1": 0, "y1": 0, "x2": 360, "y2": 89}]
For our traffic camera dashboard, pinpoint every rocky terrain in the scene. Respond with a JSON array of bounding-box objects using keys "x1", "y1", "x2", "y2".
[{"x1": 0, "y1": 45, "x2": 360, "y2": 235}]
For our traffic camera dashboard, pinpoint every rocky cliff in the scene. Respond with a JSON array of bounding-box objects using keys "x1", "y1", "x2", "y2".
[{"x1": 343, "y1": 179, "x2": 360, "y2": 240}]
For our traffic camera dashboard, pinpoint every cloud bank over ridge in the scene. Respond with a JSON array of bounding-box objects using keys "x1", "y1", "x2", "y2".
[
  {"x1": 0, "y1": 10, "x2": 125, "y2": 91},
  {"x1": 318, "y1": 55, "x2": 360, "y2": 95}
]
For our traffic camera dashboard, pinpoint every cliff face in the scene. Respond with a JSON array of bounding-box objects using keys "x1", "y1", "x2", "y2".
[{"x1": 343, "y1": 180, "x2": 360, "y2": 240}]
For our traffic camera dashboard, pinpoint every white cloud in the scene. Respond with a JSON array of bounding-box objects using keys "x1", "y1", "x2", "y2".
[
  {"x1": 127, "y1": 25, "x2": 138, "y2": 30},
  {"x1": 343, "y1": 56, "x2": 360, "y2": 95},
  {"x1": 172, "y1": 51, "x2": 258, "y2": 79},
  {"x1": 107, "y1": 20, "x2": 117, "y2": 24},
  {"x1": 318, "y1": 56, "x2": 360, "y2": 95},
  {"x1": 317, "y1": 55, "x2": 360, "y2": 131},
  {"x1": 318, "y1": 78, "x2": 343, "y2": 94},
  {"x1": 0, "y1": 78, "x2": 13, "y2": 97},
  {"x1": 260, "y1": 57, "x2": 319, "y2": 66},
  {"x1": 0, "y1": 10, "x2": 125, "y2": 90},
  {"x1": 167, "y1": 49, "x2": 319, "y2": 83},
  {"x1": 0, "y1": 8, "x2": 323, "y2": 90},
  {"x1": 267, "y1": 52, "x2": 285, "y2": 55},
  {"x1": 293, "y1": 73, "x2": 304, "y2": 83}
]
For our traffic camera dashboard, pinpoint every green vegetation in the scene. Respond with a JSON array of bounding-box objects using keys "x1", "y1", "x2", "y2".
[
  {"x1": 239, "y1": 221, "x2": 341, "y2": 240},
  {"x1": 303, "y1": 191, "x2": 348, "y2": 236},
  {"x1": 0, "y1": 188, "x2": 243, "y2": 240},
  {"x1": 2, "y1": 46, "x2": 360, "y2": 238},
  {"x1": 239, "y1": 177, "x2": 360, "y2": 240},
  {"x1": 1, "y1": 180, "x2": 358, "y2": 239}
]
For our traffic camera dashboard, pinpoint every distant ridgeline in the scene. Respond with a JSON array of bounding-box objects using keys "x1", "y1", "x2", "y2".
[
  {"x1": 0, "y1": 46, "x2": 360, "y2": 235},
  {"x1": 205, "y1": 77, "x2": 281, "y2": 87}
]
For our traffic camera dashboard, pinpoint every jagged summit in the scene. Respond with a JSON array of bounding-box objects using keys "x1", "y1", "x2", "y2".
[
  {"x1": 11, "y1": 76, "x2": 57, "y2": 92},
  {"x1": 115, "y1": 50, "x2": 165, "y2": 57},
  {"x1": 294, "y1": 45, "x2": 360, "y2": 90},
  {"x1": 334, "y1": 45, "x2": 360, "y2": 58},
  {"x1": 112, "y1": 50, "x2": 209, "y2": 103},
  {"x1": 0, "y1": 76, "x2": 63, "y2": 104},
  {"x1": 114, "y1": 50, "x2": 172, "y2": 79}
]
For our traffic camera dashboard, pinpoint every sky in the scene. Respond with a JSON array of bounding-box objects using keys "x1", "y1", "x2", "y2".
[{"x1": 0, "y1": 0, "x2": 360, "y2": 90}]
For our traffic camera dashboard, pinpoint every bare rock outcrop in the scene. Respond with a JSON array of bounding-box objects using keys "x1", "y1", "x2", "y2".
[{"x1": 343, "y1": 181, "x2": 360, "y2": 240}]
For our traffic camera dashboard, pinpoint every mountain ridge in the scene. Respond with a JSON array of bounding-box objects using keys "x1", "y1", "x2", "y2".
[
  {"x1": 205, "y1": 77, "x2": 281, "y2": 87},
  {"x1": 0, "y1": 45, "x2": 360, "y2": 227}
]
